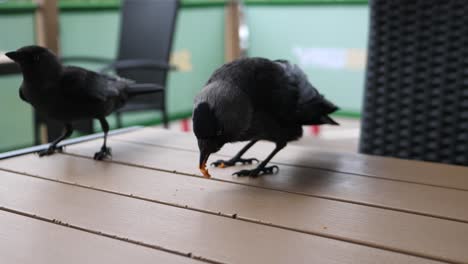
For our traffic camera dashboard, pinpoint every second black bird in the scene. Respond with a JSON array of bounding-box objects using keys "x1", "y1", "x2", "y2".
[
  {"x1": 193, "y1": 57, "x2": 339, "y2": 177},
  {"x1": 6, "y1": 45, "x2": 162, "y2": 160}
]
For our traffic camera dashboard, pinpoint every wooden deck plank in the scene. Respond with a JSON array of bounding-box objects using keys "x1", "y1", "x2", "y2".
[
  {"x1": 0, "y1": 170, "x2": 443, "y2": 264},
  {"x1": 114, "y1": 128, "x2": 468, "y2": 190},
  {"x1": 1, "y1": 154, "x2": 467, "y2": 263},
  {"x1": 0, "y1": 210, "x2": 198, "y2": 264},
  {"x1": 57, "y1": 138, "x2": 468, "y2": 223}
]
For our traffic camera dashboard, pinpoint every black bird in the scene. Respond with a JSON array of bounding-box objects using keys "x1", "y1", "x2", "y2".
[
  {"x1": 6, "y1": 45, "x2": 162, "y2": 160},
  {"x1": 193, "y1": 57, "x2": 339, "y2": 178}
]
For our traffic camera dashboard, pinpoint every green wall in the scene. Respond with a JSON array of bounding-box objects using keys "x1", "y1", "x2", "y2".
[
  {"x1": 0, "y1": 13, "x2": 36, "y2": 151},
  {"x1": 60, "y1": 7, "x2": 226, "y2": 128},
  {"x1": 247, "y1": 5, "x2": 368, "y2": 114},
  {"x1": 0, "y1": 2, "x2": 368, "y2": 152},
  {"x1": 0, "y1": 6, "x2": 226, "y2": 151}
]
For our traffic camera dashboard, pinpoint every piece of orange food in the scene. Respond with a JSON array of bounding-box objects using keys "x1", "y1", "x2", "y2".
[{"x1": 199, "y1": 163, "x2": 211, "y2": 178}]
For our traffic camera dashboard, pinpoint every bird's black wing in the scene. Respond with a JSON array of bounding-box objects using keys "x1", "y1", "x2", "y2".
[
  {"x1": 207, "y1": 57, "x2": 334, "y2": 125},
  {"x1": 248, "y1": 58, "x2": 299, "y2": 123},
  {"x1": 209, "y1": 58, "x2": 299, "y2": 123},
  {"x1": 60, "y1": 66, "x2": 122, "y2": 102},
  {"x1": 275, "y1": 60, "x2": 338, "y2": 125}
]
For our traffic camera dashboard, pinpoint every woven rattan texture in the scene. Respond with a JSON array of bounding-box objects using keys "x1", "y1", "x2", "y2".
[{"x1": 360, "y1": 0, "x2": 468, "y2": 166}]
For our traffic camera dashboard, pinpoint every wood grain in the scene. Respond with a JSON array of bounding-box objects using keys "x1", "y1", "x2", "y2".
[
  {"x1": 34, "y1": 0, "x2": 60, "y2": 54},
  {"x1": 224, "y1": 0, "x2": 241, "y2": 61},
  {"x1": 0, "y1": 210, "x2": 198, "y2": 264},
  {"x1": 58, "y1": 137, "x2": 468, "y2": 223},
  {"x1": 114, "y1": 128, "x2": 468, "y2": 190},
  {"x1": 0, "y1": 170, "x2": 442, "y2": 264},
  {"x1": 1, "y1": 154, "x2": 467, "y2": 263}
]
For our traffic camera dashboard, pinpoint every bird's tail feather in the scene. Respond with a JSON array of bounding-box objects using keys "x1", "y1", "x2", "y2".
[
  {"x1": 320, "y1": 115, "x2": 339, "y2": 125},
  {"x1": 319, "y1": 97, "x2": 339, "y2": 115},
  {"x1": 297, "y1": 97, "x2": 340, "y2": 125},
  {"x1": 126, "y1": 83, "x2": 164, "y2": 97}
]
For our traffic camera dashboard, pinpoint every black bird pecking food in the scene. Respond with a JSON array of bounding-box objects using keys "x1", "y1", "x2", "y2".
[
  {"x1": 193, "y1": 57, "x2": 339, "y2": 178},
  {"x1": 6, "y1": 45, "x2": 162, "y2": 160}
]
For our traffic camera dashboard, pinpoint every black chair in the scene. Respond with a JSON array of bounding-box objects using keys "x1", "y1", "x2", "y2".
[
  {"x1": 36, "y1": 0, "x2": 179, "y2": 144},
  {"x1": 359, "y1": 0, "x2": 468, "y2": 166}
]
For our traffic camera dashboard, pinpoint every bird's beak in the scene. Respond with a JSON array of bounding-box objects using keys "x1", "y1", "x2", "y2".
[
  {"x1": 5, "y1": 51, "x2": 22, "y2": 62},
  {"x1": 321, "y1": 115, "x2": 340, "y2": 125},
  {"x1": 199, "y1": 150, "x2": 211, "y2": 178}
]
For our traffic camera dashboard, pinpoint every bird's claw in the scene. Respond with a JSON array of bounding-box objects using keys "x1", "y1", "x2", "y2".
[
  {"x1": 94, "y1": 147, "x2": 112, "y2": 160},
  {"x1": 37, "y1": 145, "x2": 63, "y2": 157},
  {"x1": 210, "y1": 160, "x2": 226, "y2": 168},
  {"x1": 211, "y1": 158, "x2": 259, "y2": 168},
  {"x1": 232, "y1": 165, "x2": 279, "y2": 177},
  {"x1": 237, "y1": 158, "x2": 259, "y2": 165}
]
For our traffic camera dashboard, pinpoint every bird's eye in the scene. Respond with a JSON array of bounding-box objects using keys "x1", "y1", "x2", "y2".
[{"x1": 33, "y1": 55, "x2": 40, "y2": 62}]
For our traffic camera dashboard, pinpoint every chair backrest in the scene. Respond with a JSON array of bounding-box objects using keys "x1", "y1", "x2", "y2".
[
  {"x1": 359, "y1": 0, "x2": 468, "y2": 166},
  {"x1": 117, "y1": 0, "x2": 179, "y2": 91}
]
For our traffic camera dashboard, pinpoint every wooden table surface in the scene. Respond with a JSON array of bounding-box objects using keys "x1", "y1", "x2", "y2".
[{"x1": 0, "y1": 128, "x2": 467, "y2": 264}]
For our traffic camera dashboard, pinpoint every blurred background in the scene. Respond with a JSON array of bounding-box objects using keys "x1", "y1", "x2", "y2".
[{"x1": 0, "y1": 0, "x2": 367, "y2": 153}]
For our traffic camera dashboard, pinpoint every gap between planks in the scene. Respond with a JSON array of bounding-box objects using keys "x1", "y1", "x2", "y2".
[
  {"x1": 0, "y1": 205, "x2": 223, "y2": 264},
  {"x1": 114, "y1": 127, "x2": 468, "y2": 192},
  {"x1": 0, "y1": 168, "x2": 444, "y2": 264},
  {"x1": 0, "y1": 165, "x2": 461, "y2": 264},
  {"x1": 59, "y1": 151, "x2": 468, "y2": 225},
  {"x1": 115, "y1": 136, "x2": 468, "y2": 193},
  {"x1": 0, "y1": 209, "x2": 203, "y2": 264}
]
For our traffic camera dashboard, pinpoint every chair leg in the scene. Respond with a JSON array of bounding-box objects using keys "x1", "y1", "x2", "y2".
[
  {"x1": 116, "y1": 112, "x2": 123, "y2": 128},
  {"x1": 161, "y1": 92, "x2": 169, "y2": 128},
  {"x1": 46, "y1": 119, "x2": 64, "y2": 143},
  {"x1": 75, "y1": 119, "x2": 94, "y2": 135},
  {"x1": 34, "y1": 111, "x2": 41, "y2": 145},
  {"x1": 162, "y1": 109, "x2": 169, "y2": 128}
]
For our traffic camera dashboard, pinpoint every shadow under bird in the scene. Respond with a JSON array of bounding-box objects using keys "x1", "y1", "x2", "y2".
[
  {"x1": 193, "y1": 57, "x2": 339, "y2": 178},
  {"x1": 6, "y1": 45, "x2": 162, "y2": 160}
]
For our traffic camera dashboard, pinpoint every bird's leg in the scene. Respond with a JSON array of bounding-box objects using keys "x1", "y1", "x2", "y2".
[
  {"x1": 38, "y1": 123, "x2": 73, "y2": 157},
  {"x1": 233, "y1": 142, "x2": 286, "y2": 177},
  {"x1": 94, "y1": 118, "x2": 112, "y2": 160},
  {"x1": 211, "y1": 140, "x2": 259, "y2": 168}
]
